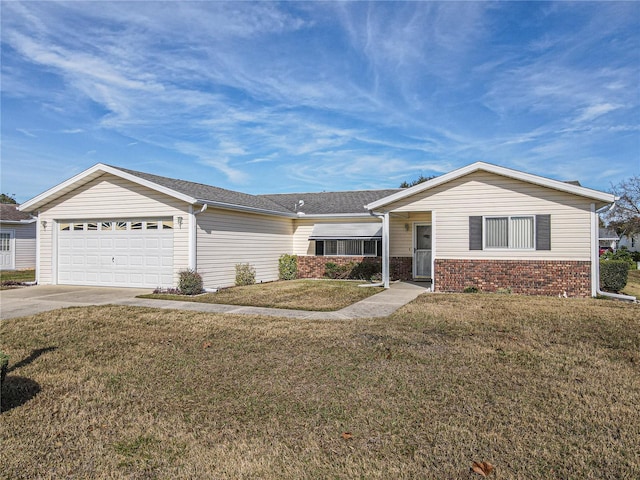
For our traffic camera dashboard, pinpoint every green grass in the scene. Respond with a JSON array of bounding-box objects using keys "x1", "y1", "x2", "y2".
[
  {"x1": 623, "y1": 269, "x2": 640, "y2": 298},
  {"x1": 139, "y1": 279, "x2": 384, "y2": 311},
  {"x1": 0, "y1": 269, "x2": 35, "y2": 283},
  {"x1": 1, "y1": 294, "x2": 639, "y2": 478}
]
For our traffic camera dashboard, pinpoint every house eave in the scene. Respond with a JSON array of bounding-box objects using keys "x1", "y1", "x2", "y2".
[
  {"x1": 0, "y1": 219, "x2": 36, "y2": 224},
  {"x1": 197, "y1": 200, "x2": 296, "y2": 218}
]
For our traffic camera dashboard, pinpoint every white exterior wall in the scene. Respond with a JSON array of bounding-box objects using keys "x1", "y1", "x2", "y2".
[
  {"x1": 196, "y1": 208, "x2": 293, "y2": 288},
  {"x1": 37, "y1": 173, "x2": 190, "y2": 285},
  {"x1": 292, "y1": 217, "x2": 382, "y2": 256},
  {"x1": 384, "y1": 171, "x2": 593, "y2": 260},
  {"x1": 0, "y1": 222, "x2": 36, "y2": 269},
  {"x1": 618, "y1": 234, "x2": 639, "y2": 252}
]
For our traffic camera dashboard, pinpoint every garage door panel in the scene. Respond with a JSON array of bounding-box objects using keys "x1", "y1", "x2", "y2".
[{"x1": 58, "y1": 218, "x2": 173, "y2": 288}]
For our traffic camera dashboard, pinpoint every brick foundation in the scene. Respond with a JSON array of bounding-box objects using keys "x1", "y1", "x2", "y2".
[
  {"x1": 434, "y1": 259, "x2": 591, "y2": 297},
  {"x1": 297, "y1": 256, "x2": 414, "y2": 281}
]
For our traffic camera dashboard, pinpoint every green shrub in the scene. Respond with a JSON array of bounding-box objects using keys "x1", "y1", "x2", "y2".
[
  {"x1": 600, "y1": 260, "x2": 629, "y2": 292},
  {"x1": 324, "y1": 262, "x2": 351, "y2": 279},
  {"x1": 278, "y1": 254, "x2": 298, "y2": 280},
  {"x1": 350, "y1": 261, "x2": 382, "y2": 280},
  {"x1": 631, "y1": 250, "x2": 640, "y2": 263},
  {"x1": 235, "y1": 263, "x2": 256, "y2": 286},
  {"x1": 601, "y1": 247, "x2": 634, "y2": 268},
  {"x1": 179, "y1": 269, "x2": 203, "y2": 295},
  {"x1": 463, "y1": 286, "x2": 479, "y2": 293}
]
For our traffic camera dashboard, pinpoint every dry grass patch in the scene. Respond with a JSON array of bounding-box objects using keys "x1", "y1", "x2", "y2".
[
  {"x1": 140, "y1": 279, "x2": 384, "y2": 311},
  {"x1": 0, "y1": 269, "x2": 35, "y2": 289},
  {"x1": 1, "y1": 295, "x2": 639, "y2": 479}
]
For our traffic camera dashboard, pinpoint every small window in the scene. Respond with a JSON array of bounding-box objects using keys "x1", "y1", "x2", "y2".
[
  {"x1": 146, "y1": 221, "x2": 158, "y2": 230},
  {"x1": 319, "y1": 239, "x2": 379, "y2": 257},
  {"x1": 73, "y1": 223, "x2": 84, "y2": 231},
  {"x1": 101, "y1": 222, "x2": 113, "y2": 231},
  {"x1": 116, "y1": 221, "x2": 127, "y2": 231},
  {"x1": 485, "y1": 216, "x2": 534, "y2": 249},
  {"x1": 60, "y1": 223, "x2": 71, "y2": 231},
  {"x1": 87, "y1": 223, "x2": 98, "y2": 231},
  {"x1": 162, "y1": 220, "x2": 173, "y2": 229},
  {"x1": 131, "y1": 222, "x2": 143, "y2": 230},
  {"x1": 0, "y1": 233, "x2": 10, "y2": 251}
]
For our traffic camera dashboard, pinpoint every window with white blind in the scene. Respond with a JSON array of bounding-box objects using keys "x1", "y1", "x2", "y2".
[
  {"x1": 318, "y1": 240, "x2": 379, "y2": 257},
  {"x1": 485, "y1": 216, "x2": 534, "y2": 249}
]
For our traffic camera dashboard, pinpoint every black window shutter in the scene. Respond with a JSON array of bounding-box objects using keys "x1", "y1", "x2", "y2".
[
  {"x1": 469, "y1": 216, "x2": 483, "y2": 250},
  {"x1": 315, "y1": 240, "x2": 324, "y2": 256},
  {"x1": 376, "y1": 240, "x2": 382, "y2": 257},
  {"x1": 536, "y1": 215, "x2": 551, "y2": 250}
]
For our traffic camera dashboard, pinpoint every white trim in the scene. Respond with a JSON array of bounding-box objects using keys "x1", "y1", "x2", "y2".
[
  {"x1": 297, "y1": 213, "x2": 373, "y2": 218},
  {"x1": 199, "y1": 199, "x2": 295, "y2": 218},
  {"x1": 188, "y1": 205, "x2": 196, "y2": 270},
  {"x1": 365, "y1": 162, "x2": 616, "y2": 210},
  {"x1": 431, "y1": 211, "x2": 436, "y2": 292},
  {"x1": 19, "y1": 163, "x2": 197, "y2": 212},
  {"x1": 36, "y1": 211, "x2": 40, "y2": 283},
  {"x1": 591, "y1": 203, "x2": 598, "y2": 297},
  {"x1": 52, "y1": 220, "x2": 58, "y2": 284},
  {"x1": 0, "y1": 228, "x2": 16, "y2": 270},
  {"x1": 383, "y1": 213, "x2": 390, "y2": 288},
  {"x1": 0, "y1": 219, "x2": 36, "y2": 224}
]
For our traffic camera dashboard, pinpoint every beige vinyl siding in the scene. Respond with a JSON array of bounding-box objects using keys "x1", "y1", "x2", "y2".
[
  {"x1": 14, "y1": 223, "x2": 36, "y2": 269},
  {"x1": 37, "y1": 173, "x2": 190, "y2": 285},
  {"x1": 292, "y1": 217, "x2": 382, "y2": 256},
  {"x1": 389, "y1": 212, "x2": 432, "y2": 257},
  {"x1": 196, "y1": 208, "x2": 293, "y2": 288},
  {"x1": 384, "y1": 171, "x2": 593, "y2": 261}
]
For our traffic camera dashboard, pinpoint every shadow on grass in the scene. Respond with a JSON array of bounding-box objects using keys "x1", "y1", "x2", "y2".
[
  {"x1": 1, "y1": 377, "x2": 41, "y2": 412},
  {"x1": 1, "y1": 347, "x2": 56, "y2": 413},
  {"x1": 7, "y1": 346, "x2": 57, "y2": 374}
]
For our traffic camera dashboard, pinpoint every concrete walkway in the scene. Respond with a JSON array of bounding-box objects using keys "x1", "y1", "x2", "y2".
[
  {"x1": 118, "y1": 281, "x2": 431, "y2": 320},
  {"x1": 1, "y1": 282, "x2": 430, "y2": 320}
]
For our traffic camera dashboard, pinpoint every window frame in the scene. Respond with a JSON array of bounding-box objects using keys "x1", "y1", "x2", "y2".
[
  {"x1": 483, "y1": 215, "x2": 536, "y2": 251},
  {"x1": 317, "y1": 239, "x2": 380, "y2": 257}
]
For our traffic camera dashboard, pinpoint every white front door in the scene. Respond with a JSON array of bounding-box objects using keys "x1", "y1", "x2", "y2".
[
  {"x1": 414, "y1": 224, "x2": 432, "y2": 278},
  {"x1": 57, "y1": 219, "x2": 174, "y2": 288},
  {"x1": 0, "y1": 230, "x2": 15, "y2": 270}
]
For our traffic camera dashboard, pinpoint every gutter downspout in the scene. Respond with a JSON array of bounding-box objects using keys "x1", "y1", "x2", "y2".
[
  {"x1": 188, "y1": 204, "x2": 208, "y2": 271},
  {"x1": 592, "y1": 202, "x2": 636, "y2": 302},
  {"x1": 369, "y1": 210, "x2": 390, "y2": 288}
]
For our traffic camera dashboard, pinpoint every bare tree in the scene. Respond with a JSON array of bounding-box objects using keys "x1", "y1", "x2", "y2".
[{"x1": 604, "y1": 175, "x2": 640, "y2": 237}]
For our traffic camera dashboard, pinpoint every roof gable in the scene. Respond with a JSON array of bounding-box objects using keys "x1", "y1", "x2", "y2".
[{"x1": 365, "y1": 162, "x2": 615, "y2": 210}]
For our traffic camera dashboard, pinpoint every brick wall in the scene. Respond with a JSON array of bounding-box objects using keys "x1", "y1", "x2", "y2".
[
  {"x1": 297, "y1": 256, "x2": 413, "y2": 281},
  {"x1": 434, "y1": 259, "x2": 591, "y2": 297}
]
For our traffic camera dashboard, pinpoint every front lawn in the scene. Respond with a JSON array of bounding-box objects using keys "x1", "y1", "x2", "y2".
[
  {"x1": 623, "y1": 269, "x2": 640, "y2": 298},
  {"x1": 1, "y1": 295, "x2": 639, "y2": 478},
  {"x1": 0, "y1": 269, "x2": 35, "y2": 283},
  {"x1": 139, "y1": 279, "x2": 384, "y2": 311}
]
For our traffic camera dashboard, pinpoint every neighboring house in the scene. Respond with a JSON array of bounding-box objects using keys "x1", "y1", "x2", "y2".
[
  {"x1": 599, "y1": 228, "x2": 619, "y2": 251},
  {"x1": 618, "y1": 233, "x2": 639, "y2": 252},
  {"x1": 19, "y1": 162, "x2": 615, "y2": 297},
  {"x1": 0, "y1": 204, "x2": 37, "y2": 270}
]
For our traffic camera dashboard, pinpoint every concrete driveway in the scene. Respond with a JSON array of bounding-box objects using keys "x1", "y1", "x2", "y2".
[{"x1": 0, "y1": 285, "x2": 150, "y2": 320}]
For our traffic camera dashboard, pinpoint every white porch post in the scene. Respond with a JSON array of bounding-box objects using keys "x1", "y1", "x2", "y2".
[
  {"x1": 383, "y1": 212, "x2": 390, "y2": 288},
  {"x1": 590, "y1": 203, "x2": 598, "y2": 297}
]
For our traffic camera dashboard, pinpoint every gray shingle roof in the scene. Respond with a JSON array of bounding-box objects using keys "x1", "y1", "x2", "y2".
[
  {"x1": 599, "y1": 228, "x2": 619, "y2": 239},
  {"x1": 111, "y1": 165, "x2": 400, "y2": 216},
  {"x1": 113, "y1": 166, "x2": 294, "y2": 214},
  {"x1": 1, "y1": 204, "x2": 34, "y2": 222},
  {"x1": 262, "y1": 189, "x2": 402, "y2": 215}
]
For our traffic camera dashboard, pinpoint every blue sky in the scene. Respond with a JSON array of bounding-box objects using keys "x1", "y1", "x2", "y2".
[{"x1": 1, "y1": 1, "x2": 639, "y2": 203}]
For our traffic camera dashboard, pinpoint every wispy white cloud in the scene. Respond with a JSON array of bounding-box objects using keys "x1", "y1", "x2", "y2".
[{"x1": 16, "y1": 128, "x2": 36, "y2": 137}]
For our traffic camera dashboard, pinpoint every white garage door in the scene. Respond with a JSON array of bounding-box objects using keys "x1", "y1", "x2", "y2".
[{"x1": 57, "y1": 219, "x2": 174, "y2": 288}]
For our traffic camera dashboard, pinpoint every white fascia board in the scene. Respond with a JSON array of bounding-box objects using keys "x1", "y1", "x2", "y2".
[
  {"x1": 0, "y1": 219, "x2": 36, "y2": 224},
  {"x1": 198, "y1": 199, "x2": 297, "y2": 218},
  {"x1": 296, "y1": 213, "x2": 373, "y2": 218},
  {"x1": 365, "y1": 161, "x2": 616, "y2": 210},
  {"x1": 19, "y1": 163, "x2": 197, "y2": 211}
]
